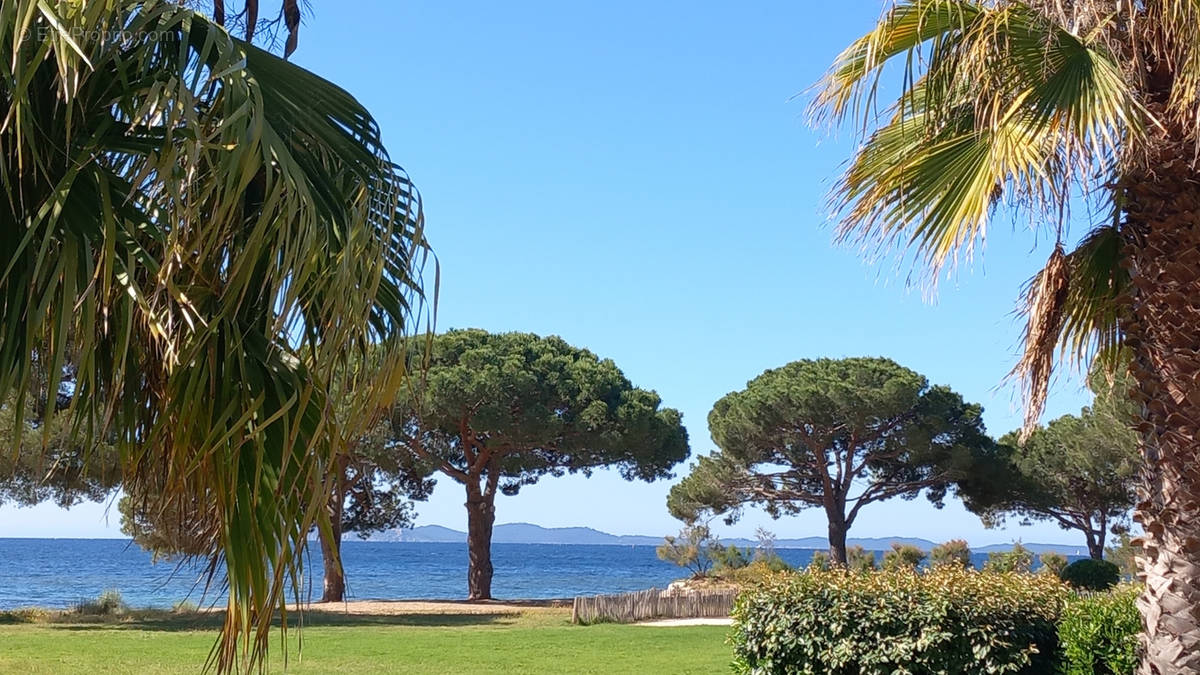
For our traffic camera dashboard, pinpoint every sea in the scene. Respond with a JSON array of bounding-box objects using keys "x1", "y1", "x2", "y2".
[{"x1": 0, "y1": 539, "x2": 1015, "y2": 610}]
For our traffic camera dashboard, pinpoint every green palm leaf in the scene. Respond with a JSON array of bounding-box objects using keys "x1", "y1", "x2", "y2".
[
  {"x1": 1, "y1": 1, "x2": 430, "y2": 670},
  {"x1": 812, "y1": 0, "x2": 1146, "y2": 428}
]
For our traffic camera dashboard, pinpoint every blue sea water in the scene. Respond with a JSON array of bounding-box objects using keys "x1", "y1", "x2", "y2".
[{"x1": 0, "y1": 539, "x2": 1015, "y2": 610}]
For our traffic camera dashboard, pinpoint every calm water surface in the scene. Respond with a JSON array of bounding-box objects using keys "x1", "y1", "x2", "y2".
[{"x1": 0, "y1": 539, "x2": 1011, "y2": 609}]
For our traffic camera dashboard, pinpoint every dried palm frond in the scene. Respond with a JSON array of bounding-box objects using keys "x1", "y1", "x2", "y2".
[{"x1": 1012, "y1": 244, "x2": 1070, "y2": 438}]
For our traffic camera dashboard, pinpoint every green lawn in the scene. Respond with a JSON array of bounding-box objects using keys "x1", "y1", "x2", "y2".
[{"x1": 0, "y1": 609, "x2": 732, "y2": 674}]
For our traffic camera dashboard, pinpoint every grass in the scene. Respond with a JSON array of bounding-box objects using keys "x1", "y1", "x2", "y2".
[{"x1": 0, "y1": 607, "x2": 732, "y2": 674}]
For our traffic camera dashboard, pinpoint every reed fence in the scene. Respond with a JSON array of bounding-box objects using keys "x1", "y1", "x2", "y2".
[{"x1": 570, "y1": 587, "x2": 739, "y2": 624}]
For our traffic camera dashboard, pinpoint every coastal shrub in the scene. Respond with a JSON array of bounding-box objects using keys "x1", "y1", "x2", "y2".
[
  {"x1": 74, "y1": 589, "x2": 126, "y2": 616},
  {"x1": 657, "y1": 524, "x2": 718, "y2": 578},
  {"x1": 803, "y1": 547, "x2": 876, "y2": 573},
  {"x1": 753, "y1": 528, "x2": 789, "y2": 571},
  {"x1": 984, "y1": 543, "x2": 1034, "y2": 574},
  {"x1": 0, "y1": 607, "x2": 51, "y2": 623},
  {"x1": 712, "y1": 543, "x2": 751, "y2": 572},
  {"x1": 1060, "y1": 559, "x2": 1121, "y2": 591},
  {"x1": 846, "y1": 545, "x2": 877, "y2": 572},
  {"x1": 757, "y1": 552, "x2": 791, "y2": 573},
  {"x1": 171, "y1": 600, "x2": 200, "y2": 613},
  {"x1": 1058, "y1": 586, "x2": 1141, "y2": 675},
  {"x1": 719, "y1": 560, "x2": 793, "y2": 587},
  {"x1": 731, "y1": 566, "x2": 1069, "y2": 674},
  {"x1": 929, "y1": 539, "x2": 972, "y2": 568},
  {"x1": 1105, "y1": 534, "x2": 1139, "y2": 581},
  {"x1": 881, "y1": 543, "x2": 926, "y2": 571},
  {"x1": 1038, "y1": 552, "x2": 1069, "y2": 577}
]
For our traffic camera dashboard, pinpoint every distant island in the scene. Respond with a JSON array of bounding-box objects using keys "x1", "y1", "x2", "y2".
[{"x1": 360, "y1": 522, "x2": 1088, "y2": 556}]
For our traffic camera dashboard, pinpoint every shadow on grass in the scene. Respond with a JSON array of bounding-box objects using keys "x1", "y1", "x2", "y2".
[{"x1": 9, "y1": 610, "x2": 525, "y2": 633}]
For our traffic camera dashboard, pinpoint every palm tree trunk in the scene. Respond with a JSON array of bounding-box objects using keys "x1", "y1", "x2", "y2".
[{"x1": 1122, "y1": 138, "x2": 1200, "y2": 673}]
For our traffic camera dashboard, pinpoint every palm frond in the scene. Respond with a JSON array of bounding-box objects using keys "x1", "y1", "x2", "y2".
[
  {"x1": 1, "y1": 1, "x2": 430, "y2": 671},
  {"x1": 1012, "y1": 223, "x2": 1128, "y2": 435},
  {"x1": 816, "y1": 0, "x2": 1144, "y2": 277},
  {"x1": 1013, "y1": 244, "x2": 1069, "y2": 437}
]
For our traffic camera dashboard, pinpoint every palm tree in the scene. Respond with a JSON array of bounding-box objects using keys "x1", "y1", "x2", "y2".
[
  {"x1": 815, "y1": 2, "x2": 1200, "y2": 671},
  {"x1": 1, "y1": 1, "x2": 429, "y2": 671}
]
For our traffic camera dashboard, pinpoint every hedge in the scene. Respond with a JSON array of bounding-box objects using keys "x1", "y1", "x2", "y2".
[
  {"x1": 730, "y1": 567, "x2": 1070, "y2": 674},
  {"x1": 1060, "y1": 559, "x2": 1121, "y2": 591},
  {"x1": 1058, "y1": 585, "x2": 1141, "y2": 674}
]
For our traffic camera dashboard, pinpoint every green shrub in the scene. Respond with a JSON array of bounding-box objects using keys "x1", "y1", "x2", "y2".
[
  {"x1": 881, "y1": 543, "x2": 927, "y2": 571},
  {"x1": 930, "y1": 539, "x2": 972, "y2": 568},
  {"x1": 657, "y1": 524, "x2": 718, "y2": 578},
  {"x1": 1061, "y1": 559, "x2": 1121, "y2": 591},
  {"x1": 719, "y1": 560, "x2": 794, "y2": 587},
  {"x1": 1105, "y1": 534, "x2": 1139, "y2": 581},
  {"x1": 1038, "y1": 552, "x2": 1069, "y2": 577},
  {"x1": 731, "y1": 567, "x2": 1070, "y2": 674},
  {"x1": 846, "y1": 545, "x2": 877, "y2": 572},
  {"x1": 985, "y1": 542, "x2": 1034, "y2": 573},
  {"x1": 1058, "y1": 586, "x2": 1141, "y2": 675},
  {"x1": 805, "y1": 548, "x2": 877, "y2": 572},
  {"x1": 74, "y1": 589, "x2": 126, "y2": 616},
  {"x1": 712, "y1": 543, "x2": 752, "y2": 572},
  {"x1": 756, "y1": 551, "x2": 791, "y2": 573}
]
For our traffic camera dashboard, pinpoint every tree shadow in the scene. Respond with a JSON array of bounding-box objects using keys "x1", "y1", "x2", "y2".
[{"x1": 25, "y1": 610, "x2": 528, "y2": 633}]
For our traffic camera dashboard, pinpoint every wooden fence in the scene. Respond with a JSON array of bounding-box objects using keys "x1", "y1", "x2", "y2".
[{"x1": 571, "y1": 588, "x2": 739, "y2": 624}]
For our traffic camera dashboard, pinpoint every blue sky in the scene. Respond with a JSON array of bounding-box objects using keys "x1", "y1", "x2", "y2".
[{"x1": 1, "y1": 0, "x2": 1100, "y2": 550}]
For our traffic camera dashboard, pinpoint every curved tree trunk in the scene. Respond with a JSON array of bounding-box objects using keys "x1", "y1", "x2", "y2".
[
  {"x1": 1084, "y1": 528, "x2": 1104, "y2": 561},
  {"x1": 465, "y1": 482, "x2": 496, "y2": 601},
  {"x1": 1123, "y1": 133, "x2": 1200, "y2": 673},
  {"x1": 319, "y1": 460, "x2": 348, "y2": 603},
  {"x1": 318, "y1": 520, "x2": 345, "y2": 603}
]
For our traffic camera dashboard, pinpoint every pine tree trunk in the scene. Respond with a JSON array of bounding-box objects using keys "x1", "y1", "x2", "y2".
[
  {"x1": 827, "y1": 516, "x2": 848, "y2": 566},
  {"x1": 319, "y1": 480, "x2": 346, "y2": 603},
  {"x1": 1122, "y1": 133, "x2": 1200, "y2": 673},
  {"x1": 465, "y1": 483, "x2": 496, "y2": 601},
  {"x1": 1085, "y1": 528, "x2": 1104, "y2": 561},
  {"x1": 318, "y1": 521, "x2": 345, "y2": 603}
]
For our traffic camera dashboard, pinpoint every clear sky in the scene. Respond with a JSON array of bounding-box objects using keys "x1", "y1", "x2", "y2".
[{"x1": 0, "y1": 0, "x2": 1100, "y2": 550}]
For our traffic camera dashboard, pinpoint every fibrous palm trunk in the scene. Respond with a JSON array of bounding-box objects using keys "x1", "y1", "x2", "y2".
[{"x1": 1122, "y1": 124, "x2": 1200, "y2": 674}]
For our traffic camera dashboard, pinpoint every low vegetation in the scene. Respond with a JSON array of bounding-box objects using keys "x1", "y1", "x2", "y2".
[
  {"x1": 0, "y1": 607, "x2": 729, "y2": 674},
  {"x1": 732, "y1": 567, "x2": 1069, "y2": 674},
  {"x1": 983, "y1": 542, "x2": 1035, "y2": 574},
  {"x1": 731, "y1": 565, "x2": 1145, "y2": 675},
  {"x1": 657, "y1": 524, "x2": 791, "y2": 585},
  {"x1": 929, "y1": 539, "x2": 972, "y2": 568},
  {"x1": 1061, "y1": 559, "x2": 1122, "y2": 592},
  {"x1": 73, "y1": 590, "x2": 126, "y2": 617},
  {"x1": 1058, "y1": 586, "x2": 1141, "y2": 675}
]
